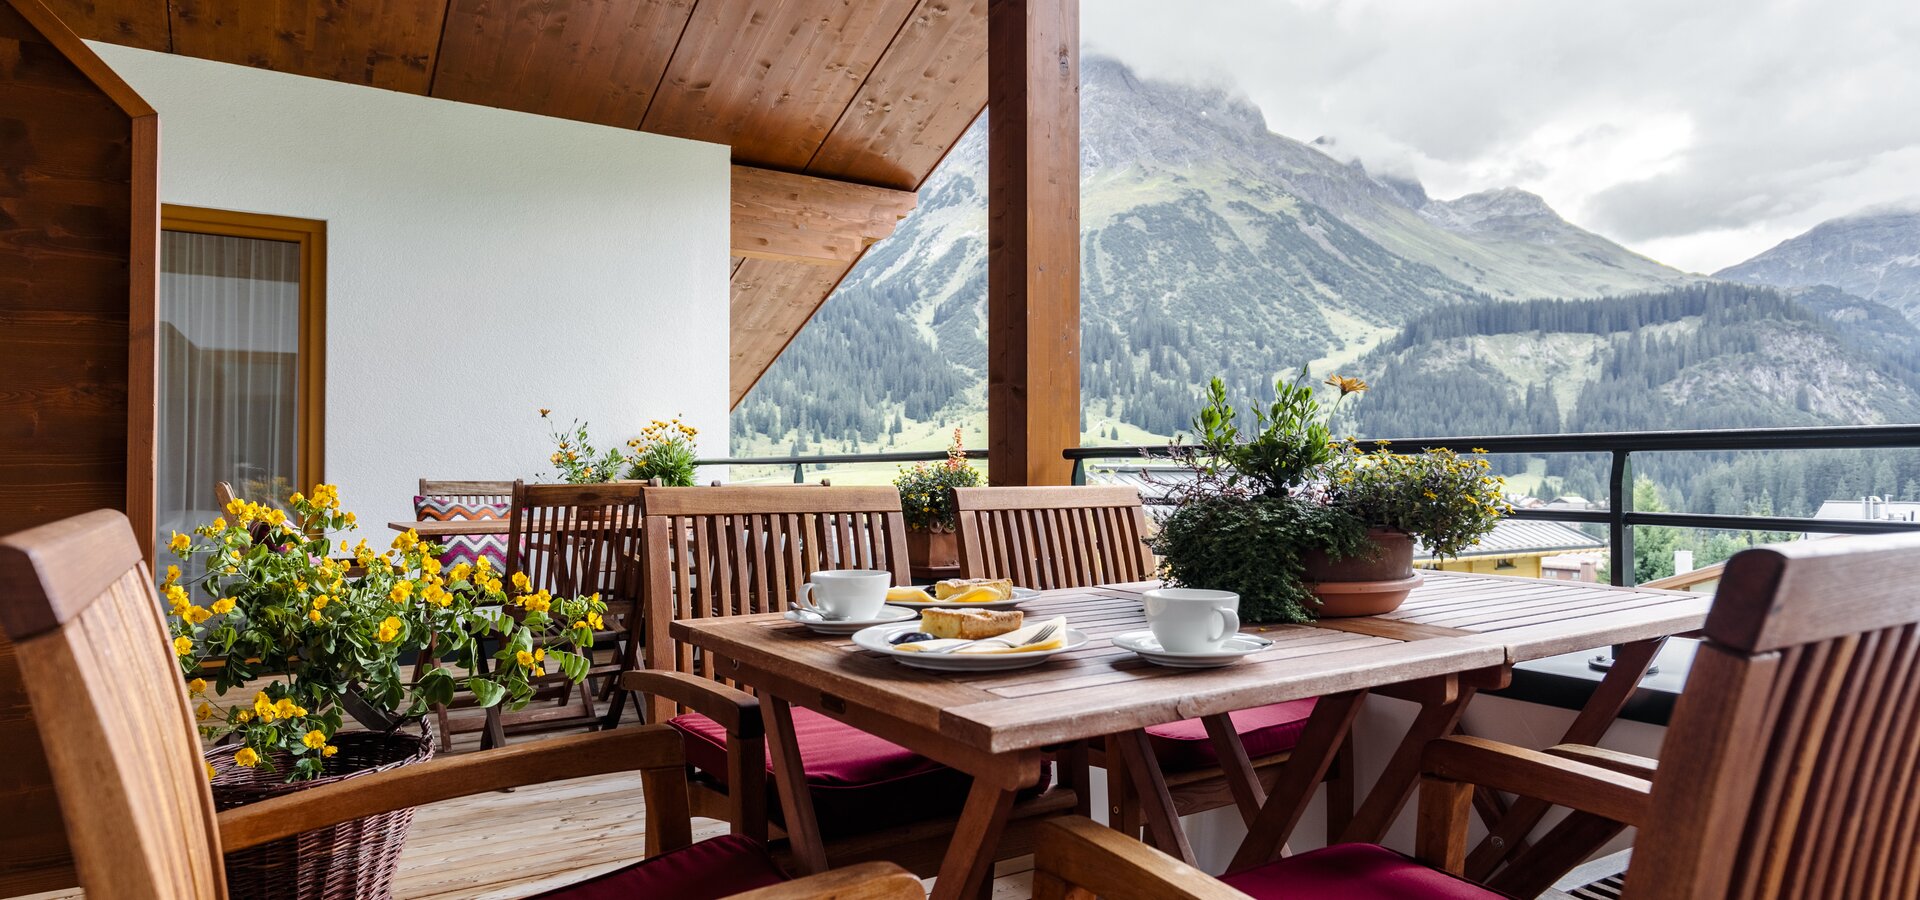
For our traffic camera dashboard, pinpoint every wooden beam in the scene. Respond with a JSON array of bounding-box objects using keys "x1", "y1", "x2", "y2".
[
  {"x1": 731, "y1": 165, "x2": 917, "y2": 267},
  {"x1": 986, "y1": 0, "x2": 1079, "y2": 486}
]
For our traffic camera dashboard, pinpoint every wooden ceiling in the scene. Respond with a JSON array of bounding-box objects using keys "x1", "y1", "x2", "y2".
[{"x1": 49, "y1": 0, "x2": 990, "y2": 405}]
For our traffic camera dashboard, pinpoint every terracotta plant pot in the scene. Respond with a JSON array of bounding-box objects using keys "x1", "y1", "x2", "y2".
[
  {"x1": 1301, "y1": 529, "x2": 1423, "y2": 617},
  {"x1": 906, "y1": 527, "x2": 959, "y2": 570}
]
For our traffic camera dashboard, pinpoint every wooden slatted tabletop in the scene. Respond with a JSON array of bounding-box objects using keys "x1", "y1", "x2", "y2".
[
  {"x1": 1383, "y1": 570, "x2": 1711, "y2": 659},
  {"x1": 674, "y1": 584, "x2": 1506, "y2": 756}
]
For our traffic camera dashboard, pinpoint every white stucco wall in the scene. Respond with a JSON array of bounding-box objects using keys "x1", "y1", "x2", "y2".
[{"x1": 92, "y1": 44, "x2": 730, "y2": 536}]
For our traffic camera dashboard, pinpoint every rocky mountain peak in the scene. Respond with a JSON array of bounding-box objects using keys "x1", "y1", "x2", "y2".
[{"x1": 1717, "y1": 207, "x2": 1920, "y2": 320}]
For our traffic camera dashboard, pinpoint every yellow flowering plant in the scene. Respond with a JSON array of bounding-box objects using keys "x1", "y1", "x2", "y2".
[
  {"x1": 625, "y1": 415, "x2": 700, "y2": 487},
  {"x1": 165, "y1": 484, "x2": 608, "y2": 780},
  {"x1": 1318, "y1": 443, "x2": 1511, "y2": 557},
  {"x1": 893, "y1": 429, "x2": 983, "y2": 531}
]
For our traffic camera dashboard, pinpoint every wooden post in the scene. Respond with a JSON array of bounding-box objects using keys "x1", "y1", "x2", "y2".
[{"x1": 987, "y1": 0, "x2": 1080, "y2": 486}]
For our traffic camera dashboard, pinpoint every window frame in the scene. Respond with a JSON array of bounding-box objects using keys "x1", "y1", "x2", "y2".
[{"x1": 159, "y1": 204, "x2": 328, "y2": 493}]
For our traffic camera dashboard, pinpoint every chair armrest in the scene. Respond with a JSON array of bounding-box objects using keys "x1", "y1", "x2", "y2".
[
  {"x1": 1033, "y1": 816, "x2": 1252, "y2": 899},
  {"x1": 1424, "y1": 736, "x2": 1652, "y2": 826},
  {"x1": 1544, "y1": 743, "x2": 1658, "y2": 780},
  {"x1": 219, "y1": 724, "x2": 685, "y2": 851},
  {"x1": 623, "y1": 669, "x2": 762, "y2": 739},
  {"x1": 727, "y1": 862, "x2": 923, "y2": 900}
]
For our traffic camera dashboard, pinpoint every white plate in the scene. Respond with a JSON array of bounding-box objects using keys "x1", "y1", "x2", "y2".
[
  {"x1": 783, "y1": 604, "x2": 919, "y2": 635},
  {"x1": 852, "y1": 622, "x2": 1088, "y2": 671},
  {"x1": 883, "y1": 586, "x2": 1039, "y2": 611},
  {"x1": 1112, "y1": 630, "x2": 1274, "y2": 668}
]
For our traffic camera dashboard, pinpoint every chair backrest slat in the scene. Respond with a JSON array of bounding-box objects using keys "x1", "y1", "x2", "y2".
[
  {"x1": 1630, "y1": 533, "x2": 1920, "y2": 899},
  {"x1": 505, "y1": 481, "x2": 646, "y2": 617},
  {"x1": 640, "y1": 486, "x2": 909, "y2": 722},
  {"x1": 417, "y1": 479, "x2": 515, "y2": 506},
  {"x1": 0, "y1": 510, "x2": 227, "y2": 900},
  {"x1": 952, "y1": 486, "x2": 1156, "y2": 591}
]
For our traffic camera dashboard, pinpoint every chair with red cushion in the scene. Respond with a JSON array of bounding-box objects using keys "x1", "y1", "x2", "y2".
[
  {"x1": 0, "y1": 509, "x2": 924, "y2": 900},
  {"x1": 624, "y1": 485, "x2": 1076, "y2": 874},
  {"x1": 951, "y1": 484, "x2": 1353, "y2": 838},
  {"x1": 1034, "y1": 533, "x2": 1920, "y2": 899}
]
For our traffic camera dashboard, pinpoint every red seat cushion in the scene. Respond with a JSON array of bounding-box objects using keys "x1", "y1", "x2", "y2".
[
  {"x1": 1222, "y1": 843, "x2": 1512, "y2": 899},
  {"x1": 671, "y1": 706, "x2": 1002, "y2": 836},
  {"x1": 1144, "y1": 699, "x2": 1317, "y2": 771},
  {"x1": 529, "y1": 833, "x2": 786, "y2": 900}
]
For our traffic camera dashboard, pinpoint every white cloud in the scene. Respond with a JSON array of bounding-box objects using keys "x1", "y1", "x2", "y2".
[{"x1": 1082, "y1": 0, "x2": 1920, "y2": 273}]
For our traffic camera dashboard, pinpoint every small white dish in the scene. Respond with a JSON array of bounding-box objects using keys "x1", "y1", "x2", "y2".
[
  {"x1": 784, "y1": 604, "x2": 919, "y2": 635},
  {"x1": 1112, "y1": 630, "x2": 1274, "y2": 668},
  {"x1": 852, "y1": 621, "x2": 1088, "y2": 671},
  {"x1": 884, "y1": 586, "x2": 1039, "y2": 611}
]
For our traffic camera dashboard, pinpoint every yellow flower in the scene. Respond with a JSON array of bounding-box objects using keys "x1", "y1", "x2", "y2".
[
  {"x1": 210, "y1": 597, "x2": 236, "y2": 615},
  {"x1": 511, "y1": 571, "x2": 531, "y2": 593},
  {"x1": 450, "y1": 562, "x2": 472, "y2": 582},
  {"x1": 195, "y1": 702, "x2": 214, "y2": 721},
  {"x1": 233, "y1": 748, "x2": 260, "y2": 768},
  {"x1": 376, "y1": 616, "x2": 404, "y2": 643},
  {"x1": 173, "y1": 636, "x2": 194, "y2": 656},
  {"x1": 422, "y1": 557, "x2": 443, "y2": 576},
  {"x1": 312, "y1": 595, "x2": 330, "y2": 610},
  {"x1": 166, "y1": 584, "x2": 190, "y2": 615},
  {"x1": 309, "y1": 609, "x2": 324, "y2": 623},
  {"x1": 164, "y1": 564, "x2": 181, "y2": 585},
  {"x1": 211, "y1": 517, "x2": 227, "y2": 531},
  {"x1": 587, "y1": 612, "x2": 605, "y2": 630},
  {"x1": 265, "y1": 509, "x2": 287, "y2": 527},
  {"x1": 253, "y1": 692, "x2": 276, "y2": 722},
  {"x1": 234, "y1": 710, "x2": 253, "y2": 724},
  {"x1": 301, "y1": 729, "x2": 328, "y2": 750},
  {"x1": 322, "y1": 745, "x2": 339, "y2": 758},
  {"x1": 475, "y1": 556, "x2": 493, "y2": 573},
  {"x1": 1325, "y1": 374, "x2": 1369, "y2": 395},
  {"x1": 274, "y1": 698, "x2": 306, "y2": 718},
  {"x1": 539, "y1": 408, "x2": 551, "y2": 417},
  {"x1": 183, "y1": 605, "x2": 212, "y2": 625},
  {"x1": 393, "y1": 529, "x2": 420, "y2": 553},
  {"x1": 344, "y1": 511, "x2": 357, "y2": 526},
  {"x1": 289, "y1": 491, "x2": 305, "y2": 504},
  {"x1": 168, "y1": 532, "x2": 191, "y2": 554},
  {"x1": 188, "y1": 677, "x2": 208, "y2": 694},
  {"x1": 390, "y1": 581, "x2": 414, "y2": 604},
  {"x1": 224, "y1": 498, "x2": 248, "y2": 518},
  {"x1": 204, "y1": 761, "x2": 217, "y2": 781},
  {"x1": 515, "y1": 649, "x2": 535, "y2": 669}
]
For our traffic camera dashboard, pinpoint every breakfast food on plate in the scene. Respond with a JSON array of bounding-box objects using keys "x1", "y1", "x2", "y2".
[
  {"x1": 886, "y1": 586, "x2": 932, "y2": 603},
  {"x1": 920, "y1": 608, "x2": 1024, "y2": 640},
  {"x1": 933, "y1": 578, "x2": 1014, "y2": 601}
]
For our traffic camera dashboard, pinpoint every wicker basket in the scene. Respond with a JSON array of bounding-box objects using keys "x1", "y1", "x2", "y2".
[{"x1": 207, "y1": 728, "x2": 435, "y2": 900}]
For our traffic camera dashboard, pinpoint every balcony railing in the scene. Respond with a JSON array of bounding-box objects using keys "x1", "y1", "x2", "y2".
[{"x1": 703, "y1": 423, "x2": 1920, "y2": 587}]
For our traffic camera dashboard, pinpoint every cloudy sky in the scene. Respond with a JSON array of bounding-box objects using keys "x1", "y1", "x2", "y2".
[{"x1": 1083, "y1": 0, "x2": 1920, "y2": 274}]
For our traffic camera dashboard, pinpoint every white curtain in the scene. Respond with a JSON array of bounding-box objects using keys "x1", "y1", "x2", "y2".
[{"x1": 156, "y1": 230, "x2": 303, "y2": 550}]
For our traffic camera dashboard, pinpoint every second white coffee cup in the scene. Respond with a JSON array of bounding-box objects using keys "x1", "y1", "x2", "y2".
[
  {"x1": 796, "y1": 569, "x2": 891, "y2": 621},
  {"x1": 1142, "y1": 588, "x2": 1240, "y2": 653}
]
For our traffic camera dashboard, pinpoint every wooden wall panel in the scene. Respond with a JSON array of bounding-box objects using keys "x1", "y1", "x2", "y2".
[
  {"x1": 36, "y1": 0, "x2": 168, "y2": 49},
  {"x1": 430, "y1": 0, "x2": 693, "y2": 127},
  {"x1": 728, "y1": 258, "x2": 852, "y2": 405},
  {"x1": 641, "y1": 0, "x2": 919, "y2": 169},
  {"x1": 0, "y1": 3, "x2": 157, "y2": 892},
  {"x1": 807, "y1": 0, "x2": 989, "y2": 191},
  {"x1": 169, "y1": 0, "x2": 448, "y2": 92}
]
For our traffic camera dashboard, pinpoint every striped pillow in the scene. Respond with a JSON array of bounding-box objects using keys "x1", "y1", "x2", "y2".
[{"x1": 412, "y1": 495, "x2": 509, "y2": 569}]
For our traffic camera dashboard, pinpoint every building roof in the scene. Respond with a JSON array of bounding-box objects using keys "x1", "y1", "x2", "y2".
[{"x1": 1086, "y1": 464, "x2": 1605, "y2": 560}]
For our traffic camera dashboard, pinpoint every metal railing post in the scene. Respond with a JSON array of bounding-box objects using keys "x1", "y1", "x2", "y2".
[
  {"x1": 792, "y1": 462, "x2": 804, "y2": 484},
  {"x1": 1595, "y1": 449, "x2": 1638, "y2": 672}
]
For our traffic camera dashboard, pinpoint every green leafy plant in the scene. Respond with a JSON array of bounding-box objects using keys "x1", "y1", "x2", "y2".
[
  {"x1": 1151, "y1": 371, "x2": 1508, "y2": 623},
  {"x1": 894, "y1": 429, "x2": 983, "y2": 531},
  {"x1": 625, "y1": 416, "x2": 700, "y2": 487},
  {"x1": 541, "y1": 409, "x2": 627, "y2": 484},
  {"x1": 165, "y1": 484, "x2": 606, "y2": 780}
]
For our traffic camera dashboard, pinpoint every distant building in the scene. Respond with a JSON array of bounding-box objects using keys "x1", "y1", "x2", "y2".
[
  {"x1": 1814, "y1": 497, "x2": 1920, "y2": 526},
  {"x1": 1541, "y1": 552, "x2": 1605, "y2": 583}
]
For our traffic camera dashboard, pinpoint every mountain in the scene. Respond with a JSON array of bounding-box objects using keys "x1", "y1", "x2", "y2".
[
  {"x1": 734, "y1": 57, "x2": 1686, "y2": 451},
  {"x1": 1717, "y1": 209, "x2": 1920, "y2": 321}
]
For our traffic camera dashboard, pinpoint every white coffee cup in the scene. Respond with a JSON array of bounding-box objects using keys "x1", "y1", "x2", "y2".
[
  {"x1": 796, "y1": 570, "x2": 891, "y2": 621},
  {"x1": 1142, "y1": 588, "x2": 1241, "y2": 653}
]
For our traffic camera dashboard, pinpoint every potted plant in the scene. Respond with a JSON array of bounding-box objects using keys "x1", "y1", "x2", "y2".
[
  {"x1": 541, "y1": 409, "x2": 628, "y2": 484},
  {"x1": 166, "y1": 484, "x2": 606, "y2": 899},
  {"x1": 894, "y1": 429, "x2": 983, "y2": 571},
  {"x1": 625, "y1": 416, "x2": 701, "y2": 486},
  {"x1": 1149, "y1": 371, "x2": 1507, "y2": 622}
]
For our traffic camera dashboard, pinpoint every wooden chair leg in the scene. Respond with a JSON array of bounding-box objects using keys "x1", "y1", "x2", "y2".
[
  {"x1": 1326, "y1": 732, "x2": 1355, "y2": 839},
  {"x1": 1485, "y1": 811, "x2": 1627, "y2": 898}
]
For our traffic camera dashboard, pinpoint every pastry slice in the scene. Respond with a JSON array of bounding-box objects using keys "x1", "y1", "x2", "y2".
[
  {"x1": 933, "y1": 577, "x2": 1014, "y2": 600},
  {"x1": 920, "y1": 608, "x2": 1024, "y2": 640}
]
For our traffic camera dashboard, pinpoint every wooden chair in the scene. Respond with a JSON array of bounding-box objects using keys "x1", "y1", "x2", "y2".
[
  {"x1": 0, "y1": 509, "x2": 922, "y2": 900},
  {"x1": 417, "y1": 478, "x2": 516, "y2": 501},
  {"x1": 951, "y1": 484, "x2": 1353, "y2": 846},
  {"x1": 623, "y1": 484, "x2": 1081, "y2": 878},
  {"x1": 465, "y1": 480, "x2": 647, "y2": 748},
  {"x1": 1033, "y1": 531, "x2": 1920, "y2": 899}
]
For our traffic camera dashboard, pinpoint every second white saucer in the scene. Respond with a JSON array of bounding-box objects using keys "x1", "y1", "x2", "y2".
[{"x1": 1112, "y1": 630, "x2": 1274, "y2": 668}]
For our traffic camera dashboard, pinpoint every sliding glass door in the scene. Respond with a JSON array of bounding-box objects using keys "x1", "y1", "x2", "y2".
[{"x1": 156, "y1": 207, "x2": 324, "y2": 552}]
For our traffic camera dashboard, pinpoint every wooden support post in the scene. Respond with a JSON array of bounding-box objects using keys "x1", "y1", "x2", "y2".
[{"x1": 987, "y1": 0, "x2": 1080, "y2": 486}]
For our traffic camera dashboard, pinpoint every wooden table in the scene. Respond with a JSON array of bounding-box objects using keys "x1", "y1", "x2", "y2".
[{"x1": 675, "y1": 580, "x2": 1511, "y2": 899}]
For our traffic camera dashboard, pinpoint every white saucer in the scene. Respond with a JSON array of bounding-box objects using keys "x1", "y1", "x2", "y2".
[
  {"x1": 784, "y1": 604, "x2": 919, "y2": 635},
  {"x1": 852, "y1": 622, "x2": 1089, "y2": 671},
  {"x1": 1112, "y1": 631, "x2": 1274, "y2": 668},
  {"x1": 883, "y1": 586, "x2": 1039, "y2": 611}
]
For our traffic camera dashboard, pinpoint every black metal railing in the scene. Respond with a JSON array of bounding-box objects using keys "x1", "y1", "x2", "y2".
[
  {"x1": 1065, "y1": 423, "x2": 1920, "y2": 587},
  {"x1": 695, "y1": 448, "x2": 987, "y2": 483}
]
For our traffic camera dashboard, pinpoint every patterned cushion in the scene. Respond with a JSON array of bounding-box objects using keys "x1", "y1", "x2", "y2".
[{"x1": 413, "y1": 495, "x2": 508, "y2": 569}]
